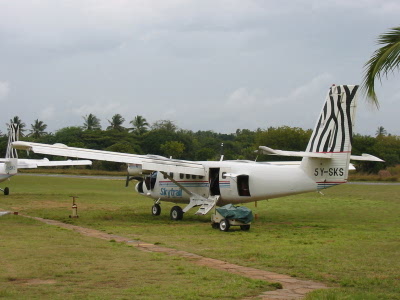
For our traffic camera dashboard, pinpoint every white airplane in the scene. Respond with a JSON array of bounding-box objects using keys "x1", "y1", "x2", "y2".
[
  {"x1": 1, "y1": 124, "x2": 92, "y2": 195},
  {"x1": 12, "y1": 85, "x2": 383, "y2": 222}
]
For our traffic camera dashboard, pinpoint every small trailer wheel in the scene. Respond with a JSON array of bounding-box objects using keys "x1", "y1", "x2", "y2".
[
  {"x1": 240, "y1": 225, "x2": 251, "y2": 231},
  {"x1": 4, "y1": 187, "x2": 9, "y2": 195},
  {"x1": 219, "y1": 219, "x2": 230, "y2": 232},
  {"x1": 211, "y1": 222, "x2": 219, "y2": 229}
]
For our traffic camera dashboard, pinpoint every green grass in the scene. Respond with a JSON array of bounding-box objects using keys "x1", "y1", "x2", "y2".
[
  {"x1": 1, "y1": 175, "x2": 400, "y2": 299},
  {"x1": 0, "y1": 216, "x2": 270, "y2": 299}
]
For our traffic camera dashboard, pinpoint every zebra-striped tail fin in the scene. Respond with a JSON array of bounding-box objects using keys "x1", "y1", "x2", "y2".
[
  {"x1": 301, "y1": 85, "x2": 358, "y2": 188},
  {"x1": 6, "y1": 124, "x2": 19, "y2": 159}
]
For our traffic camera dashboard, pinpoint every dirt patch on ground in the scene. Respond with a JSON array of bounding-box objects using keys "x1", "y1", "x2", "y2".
[{"x1": 11, "y1": 278, "x2": 57, "y2": 285}]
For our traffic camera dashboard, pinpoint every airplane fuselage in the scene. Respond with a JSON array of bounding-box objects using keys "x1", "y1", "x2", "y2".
[
  {"x1": 0, "y1": 163, "x2": 14, "y2": 184},
  {"x1": 136, "y1": 160, "x2": 321, "y2": 206}
]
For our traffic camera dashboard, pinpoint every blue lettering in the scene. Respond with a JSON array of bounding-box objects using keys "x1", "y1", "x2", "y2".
[{"x1": 160, "y1": 188, "x2": 182, "y2": 198}]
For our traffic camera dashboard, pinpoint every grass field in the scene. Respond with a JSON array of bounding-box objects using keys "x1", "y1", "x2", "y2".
[{"x1": 1, "y1": 175, "x2": 400, "y2": 299}]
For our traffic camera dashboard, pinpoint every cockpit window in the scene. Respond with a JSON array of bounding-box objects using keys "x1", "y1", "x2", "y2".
[{"x1": 150, "y1": 171, "x2": 157, "y2": 190}]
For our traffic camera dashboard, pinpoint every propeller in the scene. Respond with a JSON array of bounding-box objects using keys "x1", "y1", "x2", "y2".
[{"x1": 125, "y1": 175, "x2": 143, "y2": 187}]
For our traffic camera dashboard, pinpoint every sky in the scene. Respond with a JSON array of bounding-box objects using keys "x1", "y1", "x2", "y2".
[{"x1": 0, "y1": 0, "x2": 399, "y2": 137}]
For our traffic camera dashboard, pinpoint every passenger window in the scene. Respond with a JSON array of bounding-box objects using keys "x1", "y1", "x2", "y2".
[
  {"x1": 163, "y1": 173, "x2": 167, "y2": 179},
  {"x1": 192, "y1": 175, "x2": 197, "y2": 179},
  {"x1": 180, "y1": 173, "x2": 184, "y2": 179},
  {"x1": 169, "y1": 172, "x2": 174, "y2": 178},
  {"x1": 199, "y1": 176, "x2": 204, "y2": 179},
  {"x1": 186, "y1": 174, "x2": 190, "y2": 179}
]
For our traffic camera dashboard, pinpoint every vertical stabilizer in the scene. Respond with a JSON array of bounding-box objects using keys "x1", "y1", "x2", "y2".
[
  {"x1": 6, "y1": 124, "x2": 19, "y2": 159},
  {"x1": 301, "y1": 85, "x2": 358, "y2": 189},
  {"x1": 5, "y1": 124, "x2": 19, "y2": 175}
]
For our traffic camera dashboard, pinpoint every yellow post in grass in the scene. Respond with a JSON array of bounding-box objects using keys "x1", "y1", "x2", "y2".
[{"x1": 69, "y1": 196, "x2": 79, "y2": 218}]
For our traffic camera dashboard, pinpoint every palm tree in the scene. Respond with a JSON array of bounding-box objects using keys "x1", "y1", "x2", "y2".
[
  {"x1": 107, "y1": 114, "x2": 125, "y2": 131},
  {"x1": 129, "y1": 115, "x2": 149, "y2": 135},
  {"x1": 6, "y1": 116, "x2": 26, "y2": 137},
  {"x1": 362, "y1": 26, "x2": 400, "y2": 107},
  {"x1": 29, "y1": 119, "x2": 48, "y2": 139},
  {"x1": 375, "y1": 126, "x2": 387, "y2": 137},
  {"x1": 82, "y1": 113, "x2": 101, "y2": 130}
]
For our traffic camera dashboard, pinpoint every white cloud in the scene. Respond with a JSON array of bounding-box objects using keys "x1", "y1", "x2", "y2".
[
  {"x1": 72, "y1": 102, "x2": 121, "y2": 116},
  {"x1": 226, "y1": 87, "x2": 260, "y2": 106},
  {"x1": 0, "y1": 81, "x2": 10, "y2": 101},
  {"x1": 226, "y1": 73, "x2": 334, "y2": 109},
  {"x1": 39, "y1": 106, "x2": 56, "y2": 120}
]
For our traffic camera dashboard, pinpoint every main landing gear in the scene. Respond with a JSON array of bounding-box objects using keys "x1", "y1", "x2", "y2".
[
  {"x1": 0, "y1": 187, "x2": 9, "y2": 195},
  {"x1": 151, "y1": 200, "x2": 184, "y2": 221},
  {"x1": 170, "y1": 206, "x2": 183, "y2": 221}
]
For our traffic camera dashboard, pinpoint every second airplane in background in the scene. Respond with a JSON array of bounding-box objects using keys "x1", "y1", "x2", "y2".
[{"x1": 1, "y1": 124, "x2": 91, "y2": 195}]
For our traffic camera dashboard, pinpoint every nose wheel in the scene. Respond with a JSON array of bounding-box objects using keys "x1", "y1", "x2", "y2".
[
  {"x1": 0, "y1": 187, "x2": 9, "y2": 195},
  {"x1": 151, "y1": 204, "x2": 161, "y2": 216}
]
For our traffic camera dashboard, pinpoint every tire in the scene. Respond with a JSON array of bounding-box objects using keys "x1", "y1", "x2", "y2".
[
  {"x1": 170, "y1": 206, "x2": 183, "y2": 221},
  {"x1": 240, "y1": 225, "x2": 251, "y2": 231},
  {"x1": 152, "y1": 204, "x2": 161, "y2": 216},
  {"x1": 219, "y1": 219, "x2": 230, "y2": 232},
  {"x1": 4, "y1": 187, "x2": 9, "y2": 196},
  {"x1": 211, "y1": 222, "x2": 219, "y2": 229}
]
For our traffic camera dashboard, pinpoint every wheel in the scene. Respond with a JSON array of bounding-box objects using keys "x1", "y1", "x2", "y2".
[
  {"x1": 211, "y1": 222, "x2": 219, "y2": 229},
  {"x1": 170, "y1": 206, "x2": 183, "y2": 221},
  {"x1": 219, "y1": 219, "x2": 230, "y2": 232},
  {"x1": 152, "y1": 204, "x2": 161, "y2": 216},
  {"x1": 240, "y1": 224, "x2": 251, "y2": 231},
  {"x1": 4, "y1": 187, "x2": 9, "y2": 195}
]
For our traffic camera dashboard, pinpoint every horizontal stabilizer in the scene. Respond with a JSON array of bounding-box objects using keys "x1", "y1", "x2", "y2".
[
  {"x1": 259, "y1": 146, "x2": 332, "y2": 159},
  {"x1": 259, "y1": 147, "x2": 383, "y2": 162},
  {"x1": 350, "y1": 154, "x2": 384, "y2": 162}
]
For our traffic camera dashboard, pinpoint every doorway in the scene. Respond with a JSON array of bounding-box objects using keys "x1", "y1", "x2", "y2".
[{"x1": 209, "y1": 168, "x2": 220, "y2": 196}]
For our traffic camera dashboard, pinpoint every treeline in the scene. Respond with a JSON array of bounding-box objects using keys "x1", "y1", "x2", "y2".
[{"x1": 0, "y1": 115, "x2": 398, "y2": 173}]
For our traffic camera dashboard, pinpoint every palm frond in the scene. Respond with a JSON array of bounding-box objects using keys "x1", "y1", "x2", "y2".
[{"x1": 361, "y1": 26, "x2": 400, "y2": 108}]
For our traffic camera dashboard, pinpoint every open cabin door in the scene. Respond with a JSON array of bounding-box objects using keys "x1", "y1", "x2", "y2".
[
  {"x1": 209, "y1": 168, "x2": 220, "y2": 196},
  {"x1": 209, "y1": 167, "x2": 233, "y2": 199}
]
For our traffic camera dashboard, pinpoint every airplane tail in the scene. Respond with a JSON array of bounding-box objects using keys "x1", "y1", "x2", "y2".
[
  {"x1": 6, "y1": 124, "x2": 19, "y2": 159},
  {"x1": 5, "y1": 124, "x2": 19, "y2": 175},
  {"x1": 300, "y1": 85, "x2": 359, "y2": 189}
]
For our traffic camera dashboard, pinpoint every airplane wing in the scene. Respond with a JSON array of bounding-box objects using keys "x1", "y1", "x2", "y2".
[
  {"x1": 258, "y1": 146, "x2": 384, "y2": 162},
  {"x1": 12, "y1": 141, "x2": 206, "y2": 176},
  {"x1": 16, "y1": 158, "x2": 92, "y2": 169}
]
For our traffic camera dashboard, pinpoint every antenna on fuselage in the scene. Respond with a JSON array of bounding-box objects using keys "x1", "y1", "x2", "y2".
[{"x1": 219, "y1": 143, "x2": 224, "y2": 161}]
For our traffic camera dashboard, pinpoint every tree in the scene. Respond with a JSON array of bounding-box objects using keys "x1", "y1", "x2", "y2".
[
  {"x1": 7, "y1": 116, "x2": 26, "y2": 137},
  {"x1": 151, "y1": 120, "x2": 177, "y2": 132},
  {"x1": 375, "y1": 126, "x2": 387, "y2": 137},
  {"x1": 107, "y1": 114, "x2": 125, "y2": 131},
  {"x1": 129, "y1": 115, "x2": 149, "y2": 135},
  {"x1": 362, "y1": 26, "x2": 400, "y2": 107},
  {"x1": 160, "y1": 141, "x2": 185, "y2": 158},
  {"x1": 82, "y1": 113, "x2": 101, "y2": 131},
  {"x1": 29, "y1": 119, "x2": 47, "y2": 139}
]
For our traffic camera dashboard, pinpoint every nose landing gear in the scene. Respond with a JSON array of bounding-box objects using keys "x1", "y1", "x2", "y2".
[
  {"x1": 152, "y1": 204, "x2": 161, "y2": 216},
  {"x1": 0, "y1": 187, "x2": 9, "y2": 195}
]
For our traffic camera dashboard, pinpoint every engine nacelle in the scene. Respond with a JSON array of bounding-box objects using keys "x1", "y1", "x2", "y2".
[
  {"x1": 135, "y1": 181, "x2": 151, "y2": 196},
  {"x1": 127, "y1": 164, "x2": 143, "y2": 176}
]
